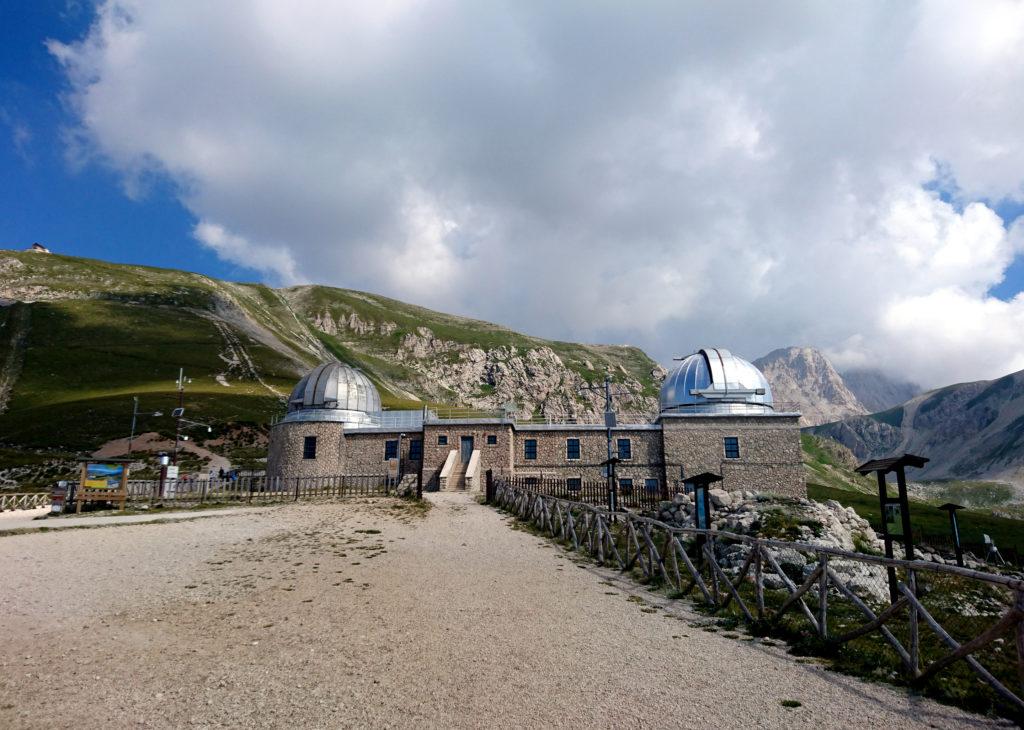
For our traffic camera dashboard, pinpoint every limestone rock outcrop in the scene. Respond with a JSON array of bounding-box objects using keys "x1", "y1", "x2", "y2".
[{"x1": 753, "y1": 346, "x2": 867, "y2": 427}]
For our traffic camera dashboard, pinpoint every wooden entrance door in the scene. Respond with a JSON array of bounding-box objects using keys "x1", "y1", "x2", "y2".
[{"x1": 460, "y1": 436, "x2": 474, "y2": 463}]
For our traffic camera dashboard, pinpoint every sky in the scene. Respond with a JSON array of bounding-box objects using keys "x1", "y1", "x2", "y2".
[{"x1": 2, "y1": 1, "x2": 1024, "y2": 389}]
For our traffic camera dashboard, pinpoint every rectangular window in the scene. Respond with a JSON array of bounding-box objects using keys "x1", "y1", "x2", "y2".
[
  {"x1": 524, "y1": 439, "x2": 537, "y2": 460},
  {"x1": 566, "y1": 478, "x2": 582, "y2": 492},
  {"x1": 524, "y1": 476, "x2": 539, "y2": 486},
  {"x1": 302, "y1": 436, "x2": 317, "y2": 460},
  {"x1": 644, "y1": 478, "x2": 659, "y2": 493},
  {"x1": 438, "y1": 434, "x2": 448, "y2": 445},
  {"x1": 616, "y1": 438, "x2": 632, "y2": 460},
  {"x1": 566, "y1": 438, "x2": 581, "y2": 460},
  {"x1": 384, "y1": 439, "x2": 399, "y2": 460},
  {"x1": 618, "y1": 478, "x2": 633, "y2": 495},
  {"x1": 409, "y1": 439, "x2": 423, "y2": 461},
  {"x1": 724, "y1": 436, "x2": 740, "y2": 459},
  {"x1": 486, "y1": 434, "x2": 497, "y2": 445}
]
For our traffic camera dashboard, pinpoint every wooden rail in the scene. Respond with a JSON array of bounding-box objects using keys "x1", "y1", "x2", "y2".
[
  {"x1": 493, "y1": 480, "x2": 1024, "y2": 716},
  {"x1": 121, "y1": 474, "x2": 396, "y2": 505},
  {"x1": 0, "y1": 492, "x2": 50, "y2": 511}
]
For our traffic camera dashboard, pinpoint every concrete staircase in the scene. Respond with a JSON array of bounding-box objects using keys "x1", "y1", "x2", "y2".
[
  {"x1": 446, "y1": 461, "x2": 470, "y2": 490},
  {"x1": 438, "y1": 449, "x2": 482, "y2": 491}
]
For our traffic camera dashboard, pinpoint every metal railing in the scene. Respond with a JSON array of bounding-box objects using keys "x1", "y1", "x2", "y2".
[{"x1": 492, "y1": 479, "x2": 1024, "y2": 721}]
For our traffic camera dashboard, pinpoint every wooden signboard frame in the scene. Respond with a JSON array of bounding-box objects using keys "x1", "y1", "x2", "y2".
[{"x1": 76, "y1": 459, "x2": 132, "y2": 513}]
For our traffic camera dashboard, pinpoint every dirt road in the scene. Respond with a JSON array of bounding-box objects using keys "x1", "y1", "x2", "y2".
[{"x1": 0, "y1": 492, "x2": 998, "y2": 728}]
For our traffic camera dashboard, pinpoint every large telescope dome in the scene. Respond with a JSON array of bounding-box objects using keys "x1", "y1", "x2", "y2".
[
  {"x1": 283, "y1": 362, "x2": 381, "y2": 424},
  {"x1": 660, "y1": 348, "x2": 773, "y2": 416}
]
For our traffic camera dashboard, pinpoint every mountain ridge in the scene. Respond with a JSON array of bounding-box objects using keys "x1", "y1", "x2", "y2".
[
  {"x1": 809, "y1": 369, "x2": 1024, "y2": 492},
  {"x1": 753, "y1": 346, "x2": 867, "y2": 427},
  {"x1": 0, "y1": 249, "x2": 662, "y2": 453},
  {"x1": 839, "y1": 367, "x2": 921, "y2": 413}
]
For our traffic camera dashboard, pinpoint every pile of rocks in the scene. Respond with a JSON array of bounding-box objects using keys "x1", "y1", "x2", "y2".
[
  {"x1": 653, "y1": 489, "x2": 1017, "y2": 610},
  {"x1": 655, "y1": 490, "x2": 893, "y2": 602}
]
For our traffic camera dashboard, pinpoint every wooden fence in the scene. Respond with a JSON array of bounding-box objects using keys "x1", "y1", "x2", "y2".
[
  {"x1": 122, "y1": 474, "x2": 398, "y2": 506},
  {"x1": 0, "y1": 492, "x2": 50, "y2": 511},
  {"x1": 493, "y1": 479, "x2": 1024, "y2": 718},
  {"x1": 501, "y1": 474, "x2": 683, "y2": 512}
]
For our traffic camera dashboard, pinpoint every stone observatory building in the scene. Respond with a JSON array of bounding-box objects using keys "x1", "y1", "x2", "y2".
[{"x1": 266, "y1": 349, "x2": 804, "y2": 497}]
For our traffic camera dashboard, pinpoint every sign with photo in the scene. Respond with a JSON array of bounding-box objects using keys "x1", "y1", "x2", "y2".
[
  {"x1": 83, "y1": 462, "x2": 125, "y2": 490},
  {"x1": 884, "y1": 502, "x2": 903, "y2": 537}
]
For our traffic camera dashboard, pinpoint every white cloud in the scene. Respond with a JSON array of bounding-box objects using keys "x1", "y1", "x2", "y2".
[
  {"x1": 193, "y1": 222, "x2": 301, "y2": 285},
  {"x1": 48, "y1": 1, "x2": 1024, "y2": 388}
]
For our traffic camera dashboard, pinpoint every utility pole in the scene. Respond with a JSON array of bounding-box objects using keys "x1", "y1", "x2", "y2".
[
  {"x1": 130, "y1": 396, "x2": 139, "y2": 454},
  {"x1": 172, "y1": 368, "x2": 191, "y2": 465},
  {"x1": 580, "y1": 373, "x2": 627, "y2": 513},
  {"x1": 128, "y1": 397, "x2": 163, "y2": 454}
]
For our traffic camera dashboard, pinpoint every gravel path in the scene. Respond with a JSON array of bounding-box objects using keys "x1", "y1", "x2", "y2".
[
  {"x1": 0, "y1": 492, "x2": 1001, "y2": 728},
  {"x1": 0, "y1": 507, "x2": 260, "y2": 533}
]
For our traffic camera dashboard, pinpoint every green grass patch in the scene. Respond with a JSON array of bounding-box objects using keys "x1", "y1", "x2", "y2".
[{"x1": 808, "y1": 483, "x2": 1024, "y2": 559}]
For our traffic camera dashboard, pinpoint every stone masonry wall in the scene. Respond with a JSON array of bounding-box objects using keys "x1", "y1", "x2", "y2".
[
  {"x1": 659, "y1": 415, "x2": 804, "y2": 497},
  {"x1": 511, "y1": 428, "x2": 664, "y2": 485},
  {"x1": 343, "y1": 431, "x2": 422, "y2": 476},
  {"x1": 266, "y1": 421, "x2": 345, "y2": 479},
  {"x1": 267, "y1": 414, "x2": 804, "y2": 498},
  {"x1": 421, "y1": 423, "x2": 514, "y2": 489}
]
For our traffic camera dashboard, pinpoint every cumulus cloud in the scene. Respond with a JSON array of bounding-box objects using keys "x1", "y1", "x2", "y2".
[{"x1": 48, "y1": 1, "x2": 1024, "y2": 387}]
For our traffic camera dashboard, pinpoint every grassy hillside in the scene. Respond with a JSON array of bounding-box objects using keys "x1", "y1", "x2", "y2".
[
  {"x1": 0, "y1": 250, "x2": 662, "y2": 473},
  {"x1": 0, "y1": 299, "x2": 295, "y2": 449},
  {"x1": 803, "y1": 433, "x2": 1023, "y2": 557},
  {"x1": 801, "y1": 434, "x2": 876, "y2": 493},
  {"x1": 808, "y1": 483, "x2": 1024, "y2": 560}
]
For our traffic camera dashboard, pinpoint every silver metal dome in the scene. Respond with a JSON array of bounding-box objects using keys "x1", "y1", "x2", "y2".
[
  {"x1": 659, "y1": 348, "x2": 773, "y2": 416},
  {"x1": 283, "y1": 362, "x2": 381, "y2": 424}
]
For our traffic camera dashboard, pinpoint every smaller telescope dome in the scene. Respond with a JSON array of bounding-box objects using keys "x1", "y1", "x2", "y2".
[
  {"x1": 283, "y1": 362, "x2": 381, "y2": 424},
  {"x1": 659, "y1": 348, "x2": 773, "y2": 416}
]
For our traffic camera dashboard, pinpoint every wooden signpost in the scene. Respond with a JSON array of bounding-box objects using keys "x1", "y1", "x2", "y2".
[
  {"x1": 856, "y1": 453, "x2": 929, "y2": 602},
  {"x1": 75, "y1": 459, "x2": 132, "y2": 513}
]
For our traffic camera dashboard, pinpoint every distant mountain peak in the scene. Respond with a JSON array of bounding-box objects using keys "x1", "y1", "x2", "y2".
[
  {"x1": 839, "y1": 367, "x2": 921, "y2": 413},
  {"x1": 753, "y1": 346, "x2": 867, "y2": 427}
]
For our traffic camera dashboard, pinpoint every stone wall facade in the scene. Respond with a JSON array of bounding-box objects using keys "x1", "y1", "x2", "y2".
[
  {"x1": 267, "y1": 421, "x2": 346, "y2": 479},
  {"x1": 343, "y1": 430, "x2": 423, "y2": 476},
  {"x1": 267, "y1": 423, "x2": 423, "y2": 480},
  {"x1": 659, "y1": 414, "x2": 804, "y2": 497},
  {"x1": 511, "y1": 427, "x2": 664, "y2": 484},
  {"x1": 421, "y1": 423, "x2": 515, "y2": 489},
  {"x1": 268, "y1": 413, "x2": 805, "y2": 497}
]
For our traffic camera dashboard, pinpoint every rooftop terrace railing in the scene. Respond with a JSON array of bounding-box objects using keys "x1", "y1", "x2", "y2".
[{"x1": 273, "y1": 402, "x2": 805, "y2": 428}]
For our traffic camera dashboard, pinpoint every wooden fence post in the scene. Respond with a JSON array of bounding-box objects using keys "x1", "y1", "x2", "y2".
[
  {"x1": 754, "y1": 542, "x2": 765, "y2": 620},
  {"x1": 818, "y1": 553, "x2": 828, "y2": 639},
  {"x1": 1016, "y1": 590, "x2": 1024, "y2": 696},
  {"x1": 909, "y1": 569, "x2": 920, "y2": 677}
]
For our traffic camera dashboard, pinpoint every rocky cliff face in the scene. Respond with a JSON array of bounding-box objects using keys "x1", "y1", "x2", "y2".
[
  {"x1": 753, "y1": 347, "x2": 867, "y2": 427},
  {"x1": 307, "y1": 311, "x2": 660, "y2": 422},
  {"x1": 840, "y1": 368, "x2": 921, "y2": 413}
]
